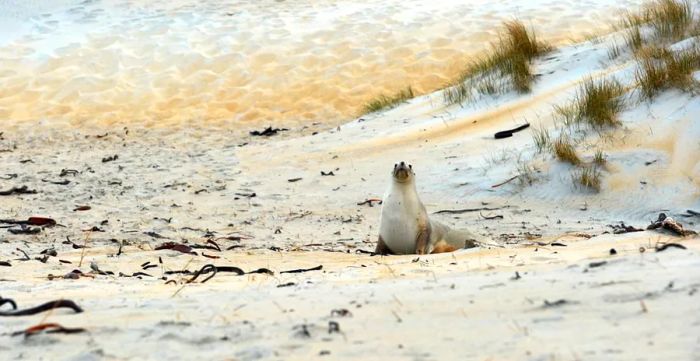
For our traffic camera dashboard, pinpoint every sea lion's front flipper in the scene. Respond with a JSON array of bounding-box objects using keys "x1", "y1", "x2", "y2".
[
  {"x1": 375, "y1": 235, "x2": 393, "y2": 255},
  {"x1": 415, "y1": 222, "x2": 431, "y2": 255}
]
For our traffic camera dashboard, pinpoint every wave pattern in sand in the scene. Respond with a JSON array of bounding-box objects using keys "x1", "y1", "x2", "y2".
[{"x1": 0, "y1": 0, "x2": 636, "y2": 128}]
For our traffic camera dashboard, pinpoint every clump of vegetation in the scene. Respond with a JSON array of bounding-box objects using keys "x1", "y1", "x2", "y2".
[
  {"x1": 635, "y1": 45, "x2": 700, "y2": 99},
  {"x1": 531, "y1": 126, "x2": 551, "y2": 153},
  {"x1": 553, "y1": 135, "x2": 581, "y2": 165},
  {"x1": 363, "y1": 86, "x2": 415, "y2": 114},
  {"x1": 573, "y1": 166, "x2": 602, "y2": 192},
  {"x1": 593, "y1": 149, "x2": 607, "y2": 166},
  {"x1": 557, "y1": 78, "x2": 626, "y2": 129},
  {"x1": 647, "y1": 0, "x2": 693, "y2": 39},
  {"x1": 607, "y1": 42, "x2": 623, "y2": 60},
  {"x1": 443, "y1": 20, "x2": 551, "y2": 105},
  {"x1": 618, "y1": 0, "x2": 694, "y2": 53},
  {"x1": 516, "y1": 158, "x2": 537, "y2": 186},
  {"x1": 625, "y1": 26, "x2": 644, "y2": 52}
]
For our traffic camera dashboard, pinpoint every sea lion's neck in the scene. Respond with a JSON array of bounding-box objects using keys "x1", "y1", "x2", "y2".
[{"x1": 391, "y1": 180, "x2": 419, "y2": 200}]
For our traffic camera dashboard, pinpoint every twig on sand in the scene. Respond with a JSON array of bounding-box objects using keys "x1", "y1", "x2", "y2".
[
  {"x1": 480, "y1": 212, "x2": 503, "y2": 220},
  {"x1": 434, "y1": 206, "x2": 509, "y2": 214},
  {"x1": 280, "y1": 265, "x2": 323, "y2": 274},
  {"x1": 78, "y1": 231, "x2": 93, "y2": 267},
  {"x1": 285, "y1": 210, "x2": 312, "y2": 221},
  {"x1": 391, "y1": 310, "x2": 403, "y2": 323},
  {"x1": 13, "y1": 323, "x2": 86, "y2": 337},
  {"x1": 491, "y1": 176, "x2": 518, "y2": 188},
  {"x1": 541, "y1": 299, "x2": 576, "y2": 308},
  {"x1": 15, "y1": 248, "x2": 30, "y2": 261},
  {"x1": 357, "y1": 198, "x2": 382, "y2": 207}
]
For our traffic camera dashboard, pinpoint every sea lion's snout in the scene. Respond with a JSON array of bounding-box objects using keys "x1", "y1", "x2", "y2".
[{"x1": 392, "y1": 161, "x2": 413, "y2": 182}]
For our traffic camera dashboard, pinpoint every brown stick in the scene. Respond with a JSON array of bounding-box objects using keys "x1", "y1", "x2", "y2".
[{"x1": 491, "y1": 176, "x2": 518, "y2": 188}]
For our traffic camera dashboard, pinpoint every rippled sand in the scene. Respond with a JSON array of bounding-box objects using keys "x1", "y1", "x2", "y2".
[{"x1": 0, "y1": 0, "x2": 637, "y2": 128}]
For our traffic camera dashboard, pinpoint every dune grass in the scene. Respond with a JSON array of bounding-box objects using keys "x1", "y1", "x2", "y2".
[
  {"x1": 635, "y1": 45, "x2": 700, "y2": 98},
  {"x1": 619, "y1": 0, "x2": 694, "y2": 53},
  {"x1": 573, "y1": 166, "x2": 602, "y2": 192},
  {"x1": 557, "y1": 78, "x2": 626, "y2": 129},
  {"x1": 647, "y1": 0, "x2": 693, "y2": 39},
  {"x1": 363, "y1": 86, "x2": 415, "y2": 114},
  {"x1": 444, "y1": 20, "x2": 551, "y2": 105},
  {"x1": 531, "y1": 126, "x2": 551, "y2": 153},
  {"x1": 593, "y1": 150, "x2": 607, "y2": 166},
  {"x1": 553, "y1": 135, "x2": 581, "y2": 165},
  {"x1": 607, "y1": 42, "x2": 623, "y2": 60}
]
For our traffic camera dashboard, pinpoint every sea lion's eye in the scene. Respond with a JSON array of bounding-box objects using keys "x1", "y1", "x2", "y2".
[{"x1": 409, "y1": 164, "x2": 412, "y2": 169}]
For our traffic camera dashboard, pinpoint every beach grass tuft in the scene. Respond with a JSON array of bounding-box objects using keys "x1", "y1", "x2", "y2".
[
  {"x1": 553, "y1": 135, "x2": 581, "y2": 165},
  {"x1": 593, "y1": 149, "x2": 607, "y2": 166},
  {"x1": 573, "y1": 165, "x2": 602, "y2": 192},
  {"x1": 635, "y1": 45, "x2": 700, "y2": 99},
  {"x1": 363, "y1": 86, "x2": 415, "y2": 114},
  {"x1": 444, "y1": 20, "x2": 551, "y2": 105},
  {"x1": 566, "y1": 78, "x2": 626, "y2": 129},
  {"x1": 619, "y1": 0, "x2": 693, "y2": 53}
]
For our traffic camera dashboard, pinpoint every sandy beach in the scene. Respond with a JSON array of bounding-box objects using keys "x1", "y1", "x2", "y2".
[{"x1": 1, "y1": 0, "x2": 700, "y2": 360}]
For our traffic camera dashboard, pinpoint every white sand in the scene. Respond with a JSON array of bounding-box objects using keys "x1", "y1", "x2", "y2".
[{"x1": 1, "y1": 1, "x2": 700, "y2": 360}]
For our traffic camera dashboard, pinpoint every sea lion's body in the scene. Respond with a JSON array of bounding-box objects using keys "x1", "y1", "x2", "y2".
[{"x1": 376, "y1": 162, "x2": 479, "y2": 255}]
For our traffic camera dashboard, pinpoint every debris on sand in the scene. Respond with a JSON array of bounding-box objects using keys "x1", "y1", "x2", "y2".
[
  {"x1": 0, "y1": 186, "x2": 37, "y2": 196},
  {"x1": 494, "y1": 123, "x2": 530, "y2": 139},
  {"x1": 280, "y1": 265, "x2": 323, "y2": 274},
  {"x1": 608, "y1": 222, "x2": 643, "y2": 234},
  {"x1": 155, "y1": 242, "x2": 196, "y2": 255},
  {"x1": 249, "y1": 126, "x2": 289, "y2": 137},
  {"x1": 357, "y1": 198, "x2": 382, "y2": 207},
  {"x1": 0, "y1": 298, "x2": 83, "y2": 317},
  {"x1": 12, "y1": 323, "x2": 86, "y2": 337},
  {"x1": 48, "y1": 270, "x2": 95, "y2": 280},
  {"x1": 655, "y1": 243, "x2": 687, "y2": 252},
  {"x1": 542, "y1": 299, "x2": 576, "y2": 308},
  {"x1": 647, "y1": 213, "x2": 697, "y2": 237},
  {"x1": 7, "y1": 225, "x2": 41, "y2": 235},
  {"x1": 102, "y1": 154, "x2": 119, "y2": 163}
]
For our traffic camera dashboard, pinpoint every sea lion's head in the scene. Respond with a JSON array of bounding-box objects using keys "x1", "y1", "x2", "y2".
[{"x1": 392, "y1": 161, "x2": 414, "y2": 183}]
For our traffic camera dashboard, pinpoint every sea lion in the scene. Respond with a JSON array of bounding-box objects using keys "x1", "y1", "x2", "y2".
[{"x1": 376, "y1": 161, "x2": 479, "y2": 255}]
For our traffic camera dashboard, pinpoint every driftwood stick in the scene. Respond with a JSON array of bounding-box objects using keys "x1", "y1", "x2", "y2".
[
  {"x1": 434, "y1": 206, "x2": 508, "y2": 215},
  {"x1": 491, "y1": 176, "x2": 518, "y2": 188}
]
